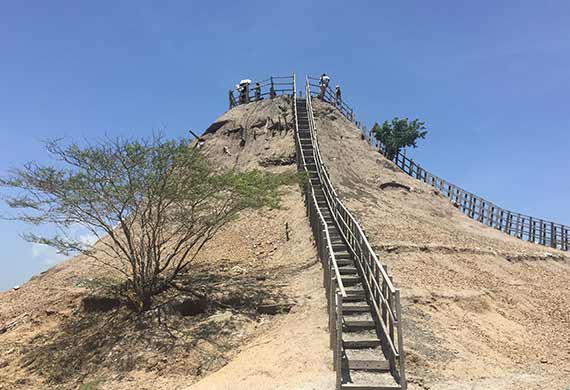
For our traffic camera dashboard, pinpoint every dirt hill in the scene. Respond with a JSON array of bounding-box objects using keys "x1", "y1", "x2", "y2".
[
  {"x1": 1, "y1": 95, "x2": 568, "y2": 390},
  {"x1": 312, "y1": 98, "x2": 570, "y2": 390},
  {"x1": 0, "y1": 97, "x2": 334, "y2": 390}
]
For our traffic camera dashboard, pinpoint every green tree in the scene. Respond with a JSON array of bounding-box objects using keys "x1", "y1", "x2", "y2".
[
  {"x1": 1, "y1": 136, "x2": 295, "y2": 311},
  {"x1": 372, "y1": 118, "x2": 428, "y2": 160}
]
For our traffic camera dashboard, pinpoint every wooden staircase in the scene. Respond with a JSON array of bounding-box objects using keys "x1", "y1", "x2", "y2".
[{"x1": 295, "y1": 98, "x2": 402, "y2": 390}]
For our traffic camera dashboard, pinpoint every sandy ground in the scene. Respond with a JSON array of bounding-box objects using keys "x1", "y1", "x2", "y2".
[
  {"x1": 312, "y1": 98, "x2": 570, "y2": 389},
  {"x1": 0, "y1": 98, "x2": 334, "y2": 389},
  {"x1": 187, "y1": 264, "x2": 335, "y2": 390}
]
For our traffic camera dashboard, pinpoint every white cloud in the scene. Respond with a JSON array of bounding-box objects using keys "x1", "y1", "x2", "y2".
[
  {"x1": 79, "y1": 232, "x2": 98, "y2": 246},
  {"x1": 28, "y1": 225, "x2": 99, "y2": 267},
  {"x1": 31, "y1": 243, "x2": 67, "y2": 266}
]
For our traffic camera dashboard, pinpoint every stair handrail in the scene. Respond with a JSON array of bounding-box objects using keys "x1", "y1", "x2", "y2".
[
  {"x1": 294, "y1": 74, "x2": 348, "y2": 390},
  {"x1": 305, "y1": 77, "x2": 397, "y2": 291},
  {"x1": 305, "y1": 76, "x2": 407, "y2": 388},
  {"x1": 292, "y1": 75, "x2": 347, "y2": 298}
]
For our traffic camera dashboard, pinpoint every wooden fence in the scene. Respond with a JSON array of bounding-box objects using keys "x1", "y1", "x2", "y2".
[
  {"x1": 313, "y1": 79, "x2": 569, "y2": 252},
  {"x1": 377, "y1": 144, "x2": 569, "y2": 251},
  {"x1": 229, "y1": 75, "x2": 295, "y2": 109}
]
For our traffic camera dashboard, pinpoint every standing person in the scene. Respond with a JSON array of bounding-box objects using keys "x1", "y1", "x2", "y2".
[
  {"x1": 229, "y1": 89, "x2": 236, "y2": 109},
  {"x1": 335, "y1": 85, "x2": 342, "y2": 108},
  {"x1": 270, "y1": 77, "x2": 276, "y2": 99},
  {"x1": 236, "y1": 83, "x2": 245, "y2": 104},
  {"x1": 254, "y1": 82, "x2": 262, "y2": 101},
  {"x1": 237, "y1": 79, "x2": 251, "y2": 104},
  {"x1": 242, "y1": 79, "x2": 251, "y2": 103},
  {"x1": 319, "y1": 73, "x2": 330, "y2": 100}
]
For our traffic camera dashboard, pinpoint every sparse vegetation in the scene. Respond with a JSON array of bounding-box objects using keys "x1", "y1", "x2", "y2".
[
  {"x1": 372, "y1": 117, "x2": 428, "y2": 160},
  {"x1": 1, "y1": 136, "x2": 296, "y2": 312}
]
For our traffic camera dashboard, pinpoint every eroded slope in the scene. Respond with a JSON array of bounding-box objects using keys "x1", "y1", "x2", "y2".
[
  {"x1": 313, "y1": 98, "x2": 570, "y2": 390},
  {"x1": 0, "y1": 97, "x2": 333, "y2": 389}
]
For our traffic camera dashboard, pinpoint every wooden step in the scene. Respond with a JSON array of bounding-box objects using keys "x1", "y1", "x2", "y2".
[
  {"x1": 344, "y1": 312, "x2": 374, "y2": 320},
  {"x1": 340, "y1": 275, "x2": 361, "y2": 286},
  {"x1": 343, "y1": 295, "x2": 367, "y2": 303},
  {"x1": 341, "y1": 370, "x2": 401, "y2": 390},
  {"x1": 343, "y1": 340, "x2": 382, "y2": 349},
  {"x1": 345, "y1": 349, "x2": 390, "y2": 371},
  {"x1": 341, "y1": 384, "x2": 401, "y2": 390},
  {"x1": 347, "y1": 360, "x2": 390, "y2": 371},
  {"x1": 343, "y1": 329, "x2": 381, "y2": 349},
  {"x1": 344, "y1": 321, "x2": 376, "y2": 330},
  {"x1": 342, "y1": 302, "x2": 369, "y2": 313},
  {"x1": 344, "y1": 285, "x2": 365, "y2": 296},
  {"x1": 332, "y1": 242, "x2": 347, "y2": 250},
  {"x1": 334, "y1": 251, "x2": 352, "y2": 259},
  {"x1": 338, "y1": 266, "x2": 358, "y2": 275}
]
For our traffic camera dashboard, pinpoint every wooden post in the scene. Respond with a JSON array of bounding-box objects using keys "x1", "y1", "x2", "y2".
[
  {"x1": 374, "y1": 259, "x2": 380, "y2": 313},
  {"x1": 322, "y1": 229, "x2": 328, "y2": 282},
  {"x1": 564, "y1": 227, "x2": 569, "y2": 251},
  {"x1": 551, "y1": 223, "x2": 557, "y2": 248},
  {"x1": 395, "y1": 290, "x2": 407, "y2": 390},
  {"x1": 468, "y1": 194, "x2": 475, "y2": 218},
  {"x1": 478, "y1": 200, "x2": 485, "y2": 223},
  {"x1": 498, "y1": 209, "x2": 505, "y2": 231},
  {"x1": 329, "y1": 278, "x2": 335, "y2": 349},
  {"x1": 335, "y1": 291, "x2": 343, "y2": 390},
  {"x1": 388, "y1": 293, "x2": 395, "y2": 351},
  {"x1": 529, "y1": 218, "x2": 535, "y2": 242},
  {"x1": 382, "y1": 273, "x2": 388, "y2": 327}
]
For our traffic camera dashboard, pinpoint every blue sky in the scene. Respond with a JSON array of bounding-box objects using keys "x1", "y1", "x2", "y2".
[{"x1": 1, "y1": 1, "x2": 569, "y2": 290}]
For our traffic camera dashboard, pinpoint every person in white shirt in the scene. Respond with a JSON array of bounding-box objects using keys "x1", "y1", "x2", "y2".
[{"x1": 319, "y1": 73, "x2": 330, "y2": 100}]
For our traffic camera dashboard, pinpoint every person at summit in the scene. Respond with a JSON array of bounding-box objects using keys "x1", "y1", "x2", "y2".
[{"x1": 319, "y1": 73, "x2": 330, "y2": 100}]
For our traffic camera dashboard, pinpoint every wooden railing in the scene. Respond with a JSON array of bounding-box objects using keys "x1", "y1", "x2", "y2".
[
  {"x1": 308, "y1": 75, "x2": 569, "y2": 253},
  {"x1": 303, "y1": 77, "x2": 406, "y2": 388},
  {"x1": 229, "y1": 75, "x2": 295, "y2": 109},
  {"x1": 293, "y1": 75, "x2": 349, "y2": 389},
  {"x1": 307, "y1": 75, "x2": 356, "y2": 124},
  {"x1": 374, "y1": 143, "x2": 569, "y2": 252}
]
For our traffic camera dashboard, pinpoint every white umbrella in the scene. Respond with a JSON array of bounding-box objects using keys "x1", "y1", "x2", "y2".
[{"x1": 239, "y1": 79, "x2": 252, "y2": 85}]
